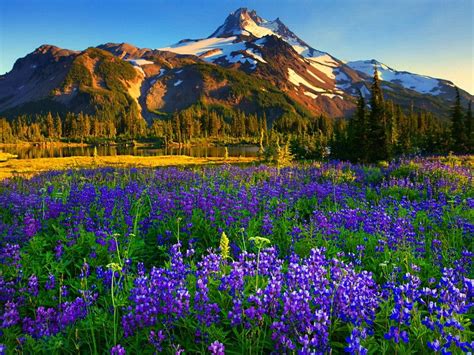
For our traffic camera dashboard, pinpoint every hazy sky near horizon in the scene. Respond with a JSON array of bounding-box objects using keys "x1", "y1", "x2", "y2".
[{"x1": 1, "y1": 0, "x2": 472, "y2": 93}]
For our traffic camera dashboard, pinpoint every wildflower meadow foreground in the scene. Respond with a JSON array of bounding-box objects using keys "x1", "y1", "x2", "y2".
[{"x1": 0, "y1": 158, "x2": 473, "y2": 354}]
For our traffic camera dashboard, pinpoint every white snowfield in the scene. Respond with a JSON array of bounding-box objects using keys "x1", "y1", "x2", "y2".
[
  {"x1": 347, "y1": 60, "x2": 444, "y2": 94},
  {"x1": 308, "y1": 57, "x2": 337, "y2": 80},
  {"x1": 126, "y1": 59, "x2": 154, "y2": 76},
  {"x1": 174, "y1": 80, "x2": 183, "y2": 87},
  {"x1": 127, "y1": 59, "x2": 154, "y2": 66},
  {"x1": 160, "y1": 37, "x2": 247, "y2": 63},
  {"x1": 288, "y1": 68, "x2": 325, "y2": 93}
]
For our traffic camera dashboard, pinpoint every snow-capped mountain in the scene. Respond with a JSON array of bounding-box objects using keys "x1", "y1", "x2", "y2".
[
  {"x1": 158, "y1": 8, "x2": 372, "y2": 116},
  {"x1": 346, "y1": 59, "x2": 455, "y2": 95},
  {"x1": 0, "y1": 7, "x2": 471, "y2": 121},
  {"x1": 157, "y1": 8, "x2": 469, "y2": 116}
]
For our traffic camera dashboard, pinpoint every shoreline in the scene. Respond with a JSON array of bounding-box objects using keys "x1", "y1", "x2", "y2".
[
  {"x1": 0, "y1": 155, "x2": 258, "y2": 180},
  {"x1": 0, "y1": 138, "x2": 259, "y2": 149},
  {"x1": 0, "y1": 142, "x2": 90, "y2": 149}
]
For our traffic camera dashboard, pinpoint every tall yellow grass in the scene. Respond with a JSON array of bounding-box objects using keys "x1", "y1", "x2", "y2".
[{"x1": 0, "y1": 155, "x2": 257, "y2": 180}]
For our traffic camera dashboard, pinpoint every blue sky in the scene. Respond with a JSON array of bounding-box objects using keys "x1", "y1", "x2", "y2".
[{"x1": 1, "y1": 0, "x2": 472, "y2": 93}]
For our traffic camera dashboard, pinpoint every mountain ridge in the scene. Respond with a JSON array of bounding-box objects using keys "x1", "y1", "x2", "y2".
[{"x1": 0, "y1": 7, "x2": 472, "y2": 122}]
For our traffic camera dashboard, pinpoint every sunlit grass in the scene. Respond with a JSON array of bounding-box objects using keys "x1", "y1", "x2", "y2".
[{"x1": 0, "y1": 155, "x2": 257, "y2": 180}]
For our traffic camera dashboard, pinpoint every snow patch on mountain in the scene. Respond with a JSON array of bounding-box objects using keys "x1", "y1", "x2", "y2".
[
  {"x1": 309, "y1": 61, "x2": 335, "y2": 80},
  {"x1": 288, "y1": 68, "x2": 325, "y2": 93},
  {"x1": 307, "y1": 69, "x2": 325, "y2": 84},
  {"x1": 228, "y1": 54, "x2": 257, "y2": 69},
  {"x1": 160, "y1": 37, "x2": 247, "y2": 62},
  {"x1": 322, "y1": 93, "x2": 343, "y2": 99},
  {"x1": 305, "y1": 54, "x2": 341, "y2": 81},
  {"x1": 254, "y1": 38, "x2": 268, "y2": 46},
  {"x1": 245, "y1": 48, "x2": 267, "y2": 63},
  {"x1": 157, "y1": 69, "x2": 166, "y2": 77},
  {"x1": 304, "y1": 91, "x2": 318, "y2": 99},
  {"x1": 241, "y1": 20, "x2": 275, "y2": 38},
  {"x1": 127, "y1": 59, "x2": 154, "y2": 66},
  {"x1": 126, "y1": 59, "x2": 153, "y2": 76},
  {"x1": 347, "y1": 60, "x2": 443, "y2": 95},
  {"x1": 174, "y1": 80, "x2": 183, "y2": 87},
  {"x1": 334, "y1": 70, "x2": 352, "y2": 90}
]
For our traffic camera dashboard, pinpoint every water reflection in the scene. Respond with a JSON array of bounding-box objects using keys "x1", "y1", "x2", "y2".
[{"x1": 1, "y1": 145, "x2": 259, "y2": 160}]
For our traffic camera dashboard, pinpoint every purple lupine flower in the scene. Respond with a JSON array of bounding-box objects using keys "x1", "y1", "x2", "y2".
[
  {"x1": 110, "y1": 344, "x2": 126, "y2": 355},
  {"x1": 1, "y1": 301, "x2": 20, "y2": 328},
  {"x1": 27, "y1": 275, "x2": 38, "y2": 297},
  {"x1": 45, "y1": 274, "x2": 55, "y2": 290},
  {"x1": 149, "y1": 330, "x2": 166, "y2": 352},
  {"x1": 208, "y1": 341, "x2": 225, "y2": 355}
]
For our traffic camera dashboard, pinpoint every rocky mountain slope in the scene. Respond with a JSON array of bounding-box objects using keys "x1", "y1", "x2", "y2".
[{"x1": 0, "y1": 8, "x2": 471, "y2": 123}]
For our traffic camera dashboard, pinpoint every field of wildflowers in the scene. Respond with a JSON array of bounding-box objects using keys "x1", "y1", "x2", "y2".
[{"x1": 0, "y1": 158, "x2": 472, "y2": 354}]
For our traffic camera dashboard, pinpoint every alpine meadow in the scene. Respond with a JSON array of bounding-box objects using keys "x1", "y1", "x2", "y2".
[{"x1": 0, "y1": 2, "x2": 473, "y2": 354}]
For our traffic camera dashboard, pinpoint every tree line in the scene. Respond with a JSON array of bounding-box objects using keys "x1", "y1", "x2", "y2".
[
  {"x1": 1, "y1": 72, "x2": 472, "y2": 161},
  {"x1": 0, "y1": 106, "x2": 268, "y2": 144},
  {"x1": 330, "y1": 69, "x2": 473, "y2": 161}
]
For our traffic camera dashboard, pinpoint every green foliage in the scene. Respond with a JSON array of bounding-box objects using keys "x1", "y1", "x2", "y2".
[
  {"x1": 63, "y1": 60, "x2": 93, "y2": 89},
  {"x1": 451, "y1": 87, "x2": 468, "y2": 153}
]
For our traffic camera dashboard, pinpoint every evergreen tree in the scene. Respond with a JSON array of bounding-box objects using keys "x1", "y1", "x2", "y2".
[
  {"x1": 366, "y1": 67, "x2": 388, "y2": 162},
  {"x1": 106, "y1": 119, "x2": 117, "y2": 139},
  {"x1": 172, "y1": 112, "x2": 182, "y2": 143},
  {"x1": 465, "y1": 100, "x2": 473, "y2": 152},
  {"x1": 330, "y1": 118, "x2": 349, "y2": 160},
  {"x1": 54, "y1": 114, "x2": 62, "y2": 139},
  {"x1": 0, "y1": 118, "x2": 14, "y2": 143},
  {"x1": 45, "y1": 112, "x2": 55, "y2": 139},
  {"x1": 261, "y1": 112, "x2": 268, "y2": 145},
  {"x1": 450, "y1": 87, "x2": 466, "y2": 153},
  {"x1": 385, "y1": 101, "x2": 398, "y2": 157},
  {"x1": 349, "y1": 91, "x2": 367, "y2": 162}
]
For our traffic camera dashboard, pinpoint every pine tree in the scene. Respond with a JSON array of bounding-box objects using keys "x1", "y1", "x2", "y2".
[
  {"x1": 465, "y1": 100, "x2": 473, "y2": 152},
  {"x1": 54, "y1": 114, "x2": 62, "y2": 139},
  {"x1": 0, "y1": 118, "x2": 14, "y2": 143},
  {"x1": 258, "y1": 113, "x2": 269, "y2": 145},
  {"x1": 450, "y1": 87, "x2": 466, "y2": 153},
  {"x1": 45, "y1": 112, "x2": 55, "y2": 139},
  {"x1": 366, "y1": 66, "x2": 388, "y2": 162},
  {"x1": 107, "y1": 119, "x2": 116, "y2": 139},
  {"x1": 351, "y1": 91, "x2": 367, "y2": 162},
  {"x1": 258, "y1": 128, "x2": 265, "y2": 158}
]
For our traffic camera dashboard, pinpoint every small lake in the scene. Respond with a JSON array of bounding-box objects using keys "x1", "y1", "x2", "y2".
[{"x1": 1, "y1": 145, "x2": 260, "y2": 160}]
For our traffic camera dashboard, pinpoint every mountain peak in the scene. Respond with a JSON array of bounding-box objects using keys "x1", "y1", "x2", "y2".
[
  {"x1": 34, "y1": 44, "x2": 62, "y2": 54},
  {"x1": 230, "y1": 7, "x2": 264, "y2": 23},
  {"x1": 29, "y1": 44, "x2": 78, "y2": 59},
  {"x1": 207, "y1": 8, "x2": 325, "y2": 58},
  {"x1": 209, "y1": 7, "x2": 271, "y2": 38}
]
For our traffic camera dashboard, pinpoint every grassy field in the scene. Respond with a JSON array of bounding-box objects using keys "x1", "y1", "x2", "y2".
[{"x1": 0, "y1": 154, "x2": 257, "y2": 180}]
